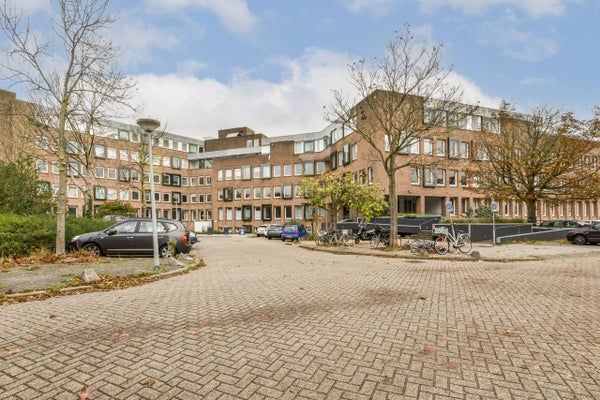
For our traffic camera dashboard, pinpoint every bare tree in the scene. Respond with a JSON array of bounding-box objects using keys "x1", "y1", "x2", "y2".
[
  {"x1": 327, "y1": 26, "x2": 464, "y2": 247},
  {"x1": 0, "y1": 0, "x2": 135, "y2": 254},
  {"x1": 472, "y1": 104, "x2": 600, "y2": 223}
]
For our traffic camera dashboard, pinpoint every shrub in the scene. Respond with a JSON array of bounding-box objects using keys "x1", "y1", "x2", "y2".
[{"x1": 0, "y1": 213, "x2": 113, "y2": 258}]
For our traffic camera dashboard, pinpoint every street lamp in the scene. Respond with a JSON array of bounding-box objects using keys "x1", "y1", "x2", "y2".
[{"x1": 137, "y1": 118, "x2": 161, "y2": 269}]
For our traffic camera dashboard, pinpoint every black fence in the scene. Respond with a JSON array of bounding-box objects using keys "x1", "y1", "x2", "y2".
[
  {"x1": 337, "y1": 215, "x2": 442, "y2": 236},
  {"x1": 497, "y1": 228, "x2": 572, "y2": 244},
  {"x1": 432, "y1": 223, "x2": 534, "y2": 242}
]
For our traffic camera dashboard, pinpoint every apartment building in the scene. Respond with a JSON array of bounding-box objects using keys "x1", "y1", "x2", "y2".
[{"x1": 2, "y1": 88, "x2": 600, "y2": 233}]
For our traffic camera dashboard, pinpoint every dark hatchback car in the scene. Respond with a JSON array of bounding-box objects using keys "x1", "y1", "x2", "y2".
[
  {"x1": 566, "y1": 222, "x2": 600, "y2": 245},
  {"x1": 70, "y1": 219, "x2": 193, "y2": 257},
  {"x1": 266, "y1": 224, "x2": 283, "y2": 240}
]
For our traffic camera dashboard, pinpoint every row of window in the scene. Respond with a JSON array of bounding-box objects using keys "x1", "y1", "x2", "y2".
[
  {"x1": 330, "y1": 143, "x2": 359, "y2": 170},
  {"x1": 384, "y1": 136, "x2": 480, "y2": 160},
  {"x1": 423, "y1": 108, "x2": 501, "y2": 134},
  {"x1": 217, "y1": 204, "x2": 318, "y2": 222},
  {"x1": 218, "y1": 185, "x2": 304, "y2": 201},
  {"x1": 410, "y1": 167, "x2": 472, "y2": 187},
  {"x1": 216, "y1": 161, "x2": 327, "y2": 182}
]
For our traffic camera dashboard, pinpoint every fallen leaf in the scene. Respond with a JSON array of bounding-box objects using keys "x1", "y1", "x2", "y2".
[
  {"x1": 6, "y1": 347, "x2": 22, "y2": 356},
  {"x1": 424, "y1": 346, "x2": 438, "y2": 354},
  {"x1": 78, "y1": 391, "x2": 91, "y2": 400},
  {"x1": 142, "y1": 378, "x2": 155, "y2": 388},
  {"x1": 444, "y1": 361, "x2": 459, "y2": 369}
]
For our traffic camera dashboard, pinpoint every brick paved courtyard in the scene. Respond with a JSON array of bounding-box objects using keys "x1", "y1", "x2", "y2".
[{"x1": 1, "y1": 236, "x2": 599, "y2": 399}]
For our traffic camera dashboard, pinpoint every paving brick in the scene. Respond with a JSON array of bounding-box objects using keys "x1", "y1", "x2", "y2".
[{"x1": 0, "y1": 237, "x2": 598, "y2": 399}]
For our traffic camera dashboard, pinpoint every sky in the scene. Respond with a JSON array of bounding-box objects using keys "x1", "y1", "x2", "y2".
[{"x1": 8, "y1": 0, "x2": 600, "y2": 139}]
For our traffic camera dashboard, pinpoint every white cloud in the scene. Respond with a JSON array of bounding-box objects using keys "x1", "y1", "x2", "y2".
[
  {"x1": 341, "y1": 0, "x2": 576, "y2": 17},
  {"x1": 176, "y1": 59, "x2": 207, "y2": 76},
  {"x1": 110, "y1": 17, "x2": 181, "y2": 68},
  {"x1": 146, "y1": 0, "x2": 257, "y2": 36},
  {"x1": 130, "y1": 48, "x2": 500, "y2": 139}
]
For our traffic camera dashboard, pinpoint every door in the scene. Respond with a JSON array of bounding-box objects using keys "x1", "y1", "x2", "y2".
[
  {"x1": 135, "y1": 221, "x2": 168, "y2": 254},
  {"x1": 588, "y1": 223, "x2": 600, "y2": 243},
  {"x1": 103, "y1": 221, "x2": 138, "y2": 255}
]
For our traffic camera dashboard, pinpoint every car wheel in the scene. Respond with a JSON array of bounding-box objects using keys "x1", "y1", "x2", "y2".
[
  {"x1": 572, "y1": 234, "x2": 587, "y2": 245},
  {"x1": 159, "y1": 244, "x2": 171, "y2": 258},
  {"x1": 268, "y1": 237, "x2": 272, "y2": 240},
  {"x1": 82, "y1": 243, "x2": 102, "y2": 256}
]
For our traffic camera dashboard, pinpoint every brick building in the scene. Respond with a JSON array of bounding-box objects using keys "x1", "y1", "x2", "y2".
[{"x1": 2, "y1": 88, "x2": 600, "y2": 233}]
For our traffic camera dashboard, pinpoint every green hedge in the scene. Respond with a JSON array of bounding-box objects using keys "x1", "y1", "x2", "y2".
[{"x1": 0, "y1": 213, "x2": 113, "y2": 258}]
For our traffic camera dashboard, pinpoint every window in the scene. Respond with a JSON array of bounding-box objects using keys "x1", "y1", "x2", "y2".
[
  {"x1": 36, "y1": 137, "x2": 48, "y2": 150},
  {"x1": 52, "y1": 162, "x2": 59, "y2": 174},
  {"x1": 295, "y1": 205, "x2": 304, "y2": 220},
  {"x1": 262, "y1": 164, "x2": 271, "y2": 179},
  {"x1": 304, "y1": 161, "x2": 314, "y2": 176},
  {"x1": 107, "y1": 168, "x2": 117, "y2": 180},
  {"x1": 283, "y1": 164, "x2": 292, "y2": 177},
  {"x1": 234, "y1": 188, "x2": 242, "y2": 200},
  {"x1": 234, "y1": 168, "x2": 242, "y2": 180},
  {"x1": 400, "y1": 138, "x2": 419, "y2": 154},
  {"x1": 119, "y1": 190, "x2": 129, "y2": 201},
  {"x1": 424, "y1": 167, "x2": 435, "y2": 187},
  {"x1": 254, "y1": 207, "x2": 262, "y2": 220},
  {"x1": 423, "y1": 139, "x2": 433, "y2": 155},
  {"x1": 410, "y1": 167, "x2": 420, "y2": 185},
  {"x1": 67, "y1": 186, "x2": 78, "y2": 198},
  {"x1": 119, "y1": 149, "x2": 129, "y2": 161},
  {"x1": 351, "y1": 143, "x2": 358, "y2": 160},
  {"x1": 263, "y1": 187, "x2": 271, "y2": 199},
  {"x1": 131, "y1": 151, "x2": 139, "y2": 162},
  {"x1": 316, "y1": 162, "x2": 326, "y2": 174},
  {"x1": 448, "y1": 170, "x2": 457, "y2": 186},
  {"x1": 131, "y1": 190, "x2": 140, "y2": 201},
  {"x1": 205, "y1": 176, "x2": 212, "y2": 185},
  {"x1": 273, "y1": 186, "x2": 282, "y2": 198},
  {"x1": 435, "y1": 169, "x2": 445, "y2": 186},
  {"x1": 36, "y1": 159, "x2": 48, "y2": 173},
  {"x1": 217, "y1": 170, "x2": 223, "y2": 181},
  {"x1": 223, "y1": 187, "x2": 233, "y2": 201},
  {"x1": 67, "y1": 162, "x2": 80, "y2": 177},
  {"x1": 139, "y1": 221, "x2": 167, "y2": 233},
  {"x1": 226, "y1": 208, "x2": 233, "y2": 221},
  {"x1": 163, "y1": 193, "x2": 171, "y2": 203},
  {"x1": 153, "y1": 155, "x2": 160, "y2": 166},
  {"x1": 482, "y1": 117, "x2": 500, "y2": 133},
  {"x1": 106, "y1": 188, "x2": 117, "y2": 200},
  {"x1": 162, "y1": 173, "x2": 171, "y2": 186},
  {"x1": 436, "y1": 140, "x2": 446, "y2": 157},
  {"x1": 242, "y1": 205, "x2": 252, "y2": 221},
  {"x1": 172, "y1": 157, "x2": 181, "y2": 169},
  {"x1": 367, "y1": 168, "x2": 374, "y2": 185},
  {"x1": 94, "y1": 144, "x2": 106, "y2": 158},
  {"x1": 119, "y1": 168, "x2": 130, "y2": 182},
  {"x1": 284, "y1": 205, "x2": 293, "y2": 219},
  {"x1": 262, "y1": 205, "x2": 272, "y2": 221},
  {"x1": 460, "y1": 171, "x2": 468, "y2": 186},
  {"x1": 294, "y1": 185, "x2": 302, "y2": 198},
  {"x1": 161, "y1": 156, "x2": 170, "y2": 167},
  {"x1": 66, "y1": 140, "x2": 82, "y2": 155},
  {"x1": 294, "y1": 142, "x2": 304, "y2": 154},
  {"x1": 294, "y1": 163, "x2": 303, "y2": 176},
  {"x1": 283, "y1": 184, "x2": 293, "y2": 199},
  {"x1": 273, "y1": 165, "x2": 281, "y2": 178},
  {"x1": 225, "y1": 169, "x2": 233, "y2": 181},
  {"x1": 304, "y1": 141, "x2": 314, "y2": 153},
  {"x1": 198, "y1": 194, "x2": 205, "y2": 203},
  {"x1": 253, "y1": 166, "x2": 261, "y2": 179},
  {"x1": 253, "y1": 187, "x2": 261, "y2": 199},
  {"x1": 449, "y1": 139, "x2": 460, "y2": 158},
  {"x1": 274, "y1": 206, "x2": 282, "y2": 219},
  {"x1": 107, "y1": 147, "x2": 117, "y2": 159},
  {"x1": 131, "y1": 171, "x2": 140, "y2": 181},
  {"x1": 460, "y1": 142, "x2": 469, "y2": 159},
  {"x1": 243, "y1": 188, "x2": 251, "y2": 200}
]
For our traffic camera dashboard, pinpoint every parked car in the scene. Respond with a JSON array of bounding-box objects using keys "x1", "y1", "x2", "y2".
[
  {"x1": 256, "y1": 224, "x2": 270, "y2": 237},
  {"x1": 280, "y1": 225, "x2": 308, "y2": 242},
  {"x1": 538, "y1": 220, "x2": 587, "y2": 229},
  {"x1": 266, "y1": 224, "x2": 283, "y2": 240},
  {"x1": 566, "y1": 222, "x2": 600, "y2": 245},
  {"x1": 70, "y1": 219, "x2": 193, "y2": 257}
]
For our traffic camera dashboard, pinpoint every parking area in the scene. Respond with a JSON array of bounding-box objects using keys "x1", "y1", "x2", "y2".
[{"x1": 1, "y1": 236, "x2": 599, "y2": 399}]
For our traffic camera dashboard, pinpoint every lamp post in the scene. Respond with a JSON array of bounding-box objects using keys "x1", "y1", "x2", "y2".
[{"x1": 136, "y1": 118, "x2": 161, "y2": 269}]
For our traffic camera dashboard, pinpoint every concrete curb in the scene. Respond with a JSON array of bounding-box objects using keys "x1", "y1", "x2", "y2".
[
  {"x1": 1, "y1": 262, "x2": 204, "y2": 303},
  {"x1": 298, "y1": 244, "x2": 544, "y2": 263}
]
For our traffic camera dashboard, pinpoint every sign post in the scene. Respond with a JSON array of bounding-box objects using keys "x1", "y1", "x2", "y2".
[{"x1": 491, "y1": 201, "x2": 499, "y2": 245}]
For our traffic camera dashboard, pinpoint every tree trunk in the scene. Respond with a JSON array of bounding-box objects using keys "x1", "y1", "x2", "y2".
[
  {"x1": 526, "y1": 199, "x2": 537, "y2": 224},
  {"x1": 83, "y1": 187, "x2": 93, "y2": 218},
  {"x1": 388, "y1": 170, "x2": 398, "y2": 248},
  {"x1": 55, "y1": 100, "x2": 69, "y2": 256}
]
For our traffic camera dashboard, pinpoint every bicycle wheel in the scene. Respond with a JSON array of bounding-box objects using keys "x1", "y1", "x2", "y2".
[
  {"x1": 456, "y1": 235, "x2": 472, "y2": 253},
  {"x1": 434, "y1": 236, "x2": 449, "y2": 255},
  {"x1": 315, "y1": 236, "x2": 323, "y2": 246},
  {"x1": 370, "y1": 235, "x2": 380, "y2": 249}
]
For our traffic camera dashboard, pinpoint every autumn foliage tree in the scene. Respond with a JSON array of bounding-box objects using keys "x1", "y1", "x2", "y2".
[
  {"x1": 300, "y1": 171, "x2": 385, "y2": 227},
  {"x1": 473, "y1": 104, "x2": 600, "y2": 223}
]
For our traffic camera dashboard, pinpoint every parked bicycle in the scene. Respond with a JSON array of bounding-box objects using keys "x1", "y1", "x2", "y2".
[
  {"x1": 352, "y1": 220, "x2": 375, "y2": 244},
  {"x1": 369, "y1": 224, "x2": 391, "y2": 249},
  {"x1": 315, "y1": 228, "x2": 351, "y2": 246},
  {"x1": 433, "y1": 222, "x2": 472, "y2": 255}
]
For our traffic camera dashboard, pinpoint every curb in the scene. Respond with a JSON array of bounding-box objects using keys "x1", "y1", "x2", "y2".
[
  {"x1": 298, "y1": 244, "x2": 543, "y2": 263},
  {"x1": 1, "y1": 262, "x2": 204, "y2": 303}
]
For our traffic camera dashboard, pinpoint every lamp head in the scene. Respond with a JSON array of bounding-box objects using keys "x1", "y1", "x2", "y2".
[{"x1": 136, "y1": 118, "x2": 160, "y2": 133}]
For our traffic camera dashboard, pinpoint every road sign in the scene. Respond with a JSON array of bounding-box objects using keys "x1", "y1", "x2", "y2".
[
  {"x1": 491, "y1": 201, "x2": 499, "y2": 213},
  {"x1": 446, "y1": 201, "x2": 454, "y2": 213}
]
